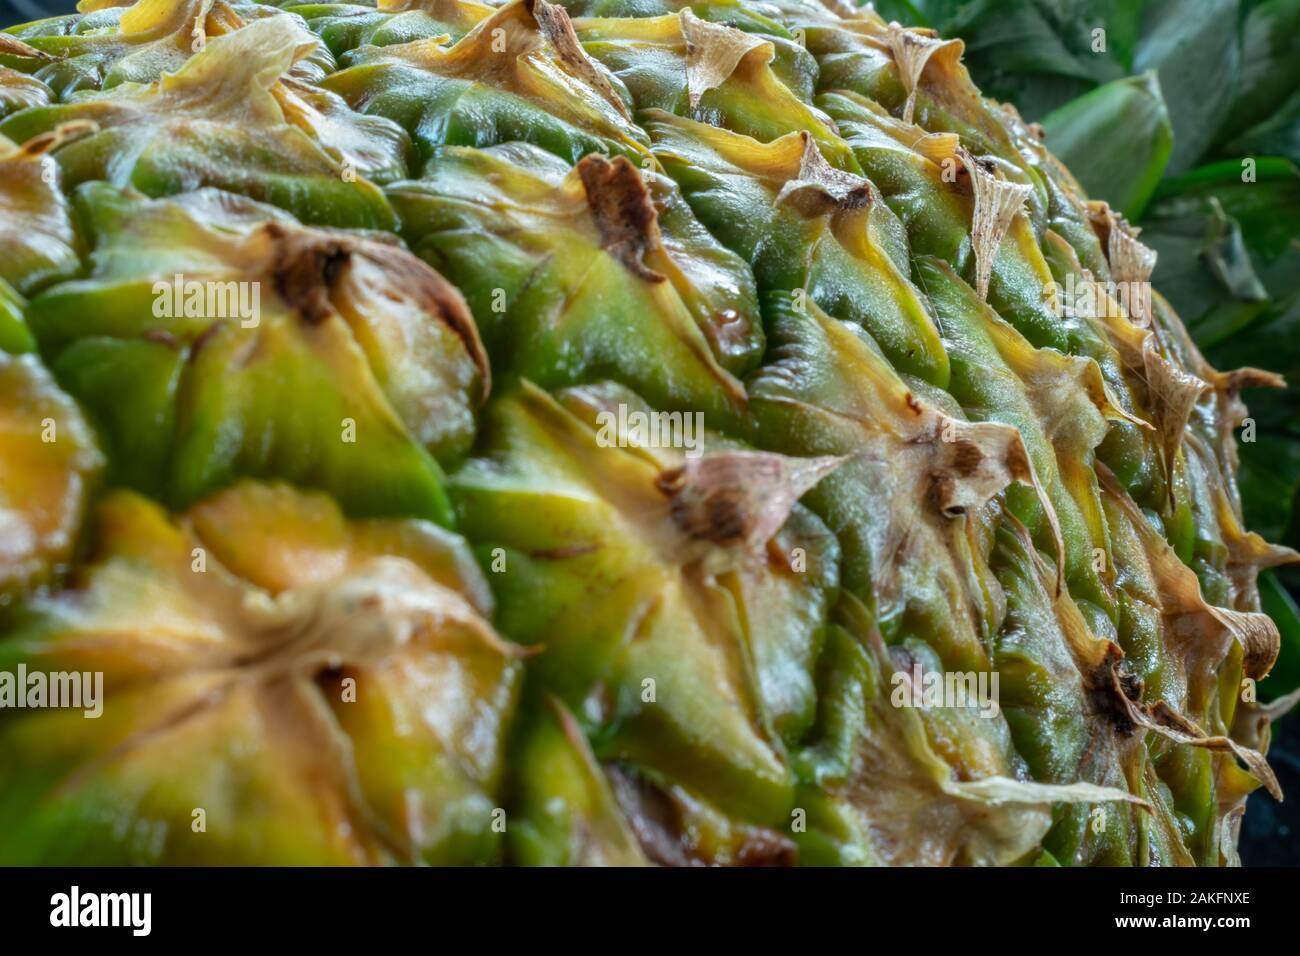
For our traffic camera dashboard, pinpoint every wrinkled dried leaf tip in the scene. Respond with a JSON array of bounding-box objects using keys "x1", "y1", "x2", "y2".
[{"x1": 656, "y1": 451, "x2": 847, "y2": 550}]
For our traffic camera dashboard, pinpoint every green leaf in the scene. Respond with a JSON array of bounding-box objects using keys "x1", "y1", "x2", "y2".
[
  {"x1": 1041, "y1": 71, "x2": 1173, "y2": 218},
  {"x1": 869, "y1": 0, "x2": 934, "y2": 26},
  {"x1": 1138, "y1": 156, "x2": 1300, "y2": 559},
  {"x1": 1202, "y1": 198, "x2": 1269, "y2": 302},
  {"x1": 1259, "y1": 571, "x2": 1300, "y2": 700},
  {"x1": 944, "y1": 2, "x2": 1099, "y2": 80},
  {"x1": 1201, "y1": 295, "x2": 1300, "y2": 551},
  {"x1": 1223, "y1": 87, "x2": 1300, "y2": 166},
  {"x1": 1198, "y1": 298, "x2": 1299, "y2": 416},
  {"x1": 1133, "y1": 0, "x2": 1240, "y2": 173},
  {"x1": 911, "y1": 1, "x2": 1120, "y2": 121},
  {"x1": 900, "y1": 0, "x2": 971, "y2": 26},
  {"x1": 893, "y1": 1, "x2": 1148, "y2": 120},
  {"x1": 1064, "y1": 0, "x2": 1146, "y2": 73},
  {"x1": 1217, "y1": 0, "x2": 1300, "y2": 146},
  {"x1": 1184, "y1": 296, "x2": 1275, "y2": 350},
  {"x1": 1145, "y1": 157, "x2": 1300, "y2": 308},
  {"x1": 1237, "y1": 426, "x2": 1300, "y2": 544}
]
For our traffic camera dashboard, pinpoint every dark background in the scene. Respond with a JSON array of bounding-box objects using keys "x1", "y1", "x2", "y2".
[
  {"x1": 0, "y1": 0, "x2": 67, "y2": 20},
  {"x1": 3, "y1": 0, "x2": 1297, "y2": 867}
]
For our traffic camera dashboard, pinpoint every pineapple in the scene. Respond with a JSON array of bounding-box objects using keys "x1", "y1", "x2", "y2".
[{"x1": 0, "y1": 0, "x2": 1294, "y2": 866}]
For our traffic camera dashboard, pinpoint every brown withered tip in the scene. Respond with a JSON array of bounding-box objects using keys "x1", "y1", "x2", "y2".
[
  {"x1": 527, "y1": 0, "x2": 633, "y2": 120},
  {"x1": 577, "y1": 154, "x2": 666, "y2": 282},
  {"x1": 266, "y1": 223, "x2": 351, "y2": 325},
  {"x1": 1216, "y1": 366, "x2": 1286, "y2": 397},
  {"x1": 0, "y1": 33, "x2": 56, "y2": 61},
  {"x1": 655, "y1": 451, "x2": 847, "y2": 550},
  {"x1": 3, "y1": 120, "x2": 98, "y2": 161},
  {"x1": 1086, "y1": 643, "x2": 1144, "y2": 737},
  {"x1": 776, "y1": 132, "x2": 874, "y2": 216},
  {"x1": 656, "y1": 463, "x2": 750, "y2": 547},
  {"x1": 928, "y1": 437, "x2": 990, "y2": 517},
  {"x1": 608, "y1": 765, "x2": 797, "y2": 866},
  {"x1": 262, "y1": 222, "x2": 491, "y2": 399}
]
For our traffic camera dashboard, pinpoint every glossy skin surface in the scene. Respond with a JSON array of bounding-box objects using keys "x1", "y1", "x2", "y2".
[{"x1": 0, "y1": 0, "x2": 1292, "y2": 866}]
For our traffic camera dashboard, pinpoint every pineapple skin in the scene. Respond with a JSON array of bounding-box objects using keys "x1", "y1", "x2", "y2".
[{"x1": 0, "y1": 0, "x2": 1292, "y2": 866}]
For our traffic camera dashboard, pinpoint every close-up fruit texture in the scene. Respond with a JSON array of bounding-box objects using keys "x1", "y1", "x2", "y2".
[{"x1": 0, "y1": 0, "x2": 1297, "y2": 866}]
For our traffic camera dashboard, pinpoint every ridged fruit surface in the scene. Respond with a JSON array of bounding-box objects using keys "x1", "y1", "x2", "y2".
[{"x1": 0, "y1": 0, "x2": 1294, "y2": 865}]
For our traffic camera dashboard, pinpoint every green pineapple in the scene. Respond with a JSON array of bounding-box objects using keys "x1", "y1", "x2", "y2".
[{"x1": 0, "y1": 0, "x2": 1294, "y2": 866}]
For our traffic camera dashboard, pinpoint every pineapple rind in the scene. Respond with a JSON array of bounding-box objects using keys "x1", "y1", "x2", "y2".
[{"x1": 0, "y1": 0, "x2": 1291, "y2": 866}]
